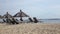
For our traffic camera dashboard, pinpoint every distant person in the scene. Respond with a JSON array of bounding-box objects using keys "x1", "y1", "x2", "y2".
[{"x1": 33, "y1": 17, "x2": 38, "y2": 23}]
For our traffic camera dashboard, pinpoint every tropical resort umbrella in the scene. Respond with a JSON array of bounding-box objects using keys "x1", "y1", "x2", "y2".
[
  {"x1": 3, "y1": 12, "x2": 13, "y2": 18},
  {"x1": 13, "y1": 10, "x2": 29, "y2": 21},
  {"x1": 3, "y1": 12, "x2": 13, "y2": 23}
]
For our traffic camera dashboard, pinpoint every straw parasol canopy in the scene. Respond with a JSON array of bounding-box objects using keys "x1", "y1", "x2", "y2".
[
  {"x1": 13, "y1": 10, "x2": 29, "y2": 17},
  {"x1": 3, "y1": 12, "x2": 13, "y2": 18},
  {"x1": 13, "y1": 10, "x2": 29, "y2": 21}
]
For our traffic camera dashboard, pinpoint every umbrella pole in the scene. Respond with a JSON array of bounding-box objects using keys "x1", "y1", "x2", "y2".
[
  {"x1": 6, "y1": 12, "x2": 8, "y2": 23},
  {"x1": 20, "y1": 17, "x2": 23, "y2": 21},
  {"x1": 20, "y1": 10, "x2": 23, "y2": 21},
  {"x1": 7, "y1": 16, "x2": 8, "y2": 23}
]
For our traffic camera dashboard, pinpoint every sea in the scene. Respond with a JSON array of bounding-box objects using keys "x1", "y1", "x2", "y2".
[
  {"x1": 38, "y1": 19, "x2": 60, "y2": 24},
  {"x1": 0, "y1": 18, "x2": 60, "y2": 24}
]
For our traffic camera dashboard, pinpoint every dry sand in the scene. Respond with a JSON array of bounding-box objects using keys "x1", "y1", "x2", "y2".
[{"x1": 0, "y1": 23, "x2": 60, "y2": 34}]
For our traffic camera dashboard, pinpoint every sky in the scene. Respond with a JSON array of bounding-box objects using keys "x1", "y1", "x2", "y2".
[{"x1": 0, "y1": 0, "x2": 60, "y2": 19}]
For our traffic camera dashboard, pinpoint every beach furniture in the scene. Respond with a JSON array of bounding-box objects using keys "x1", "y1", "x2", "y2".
[
  {"x1": 33, "y1": 17, "x2": 38, "y2": 23},
  {"x1": 15, "y1": 19, "x2": 18, "y2": 21},
  {"x1": 3, "y1": 19, "x2": 6, "y2": 22},
  {"x1": 12, "y1": 18, "x2": 19, "y2": 24},
  {"x1": 28, "y1": 17, "x2": 33, "y2": 22},
  {"x1": 20, "y1": 17, "x2": 23, "y2": 21},
  {"x1": 6, "y1": 18, "x2": 19, "y2": 24}
]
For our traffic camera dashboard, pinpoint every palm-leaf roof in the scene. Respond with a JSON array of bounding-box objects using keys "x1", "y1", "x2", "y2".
[
  {"x1": 3, "y1": 12, "x2": 13, "y2": 18},
  {"x1": 13, "y1": 10, "x2": 29, "y2": 17}
]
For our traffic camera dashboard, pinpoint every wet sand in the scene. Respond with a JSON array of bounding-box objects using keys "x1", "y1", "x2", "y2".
[{"x1": 0, "y1": 23, "x2": 60, "y2": 34}]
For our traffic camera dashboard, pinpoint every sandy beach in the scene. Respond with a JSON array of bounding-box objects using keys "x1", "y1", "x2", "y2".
[{"x1": 0, "y1": 23, "x2": 60, "y2": 34}]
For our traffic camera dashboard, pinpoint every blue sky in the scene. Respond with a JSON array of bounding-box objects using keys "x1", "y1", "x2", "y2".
[{"x1": 0, "y1": 0, "x2": 60, "y2": 19}]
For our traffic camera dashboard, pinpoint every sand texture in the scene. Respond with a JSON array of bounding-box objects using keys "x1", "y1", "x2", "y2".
[{"x1": 0, "y1": 23, "x2": 60, "y2": 34}]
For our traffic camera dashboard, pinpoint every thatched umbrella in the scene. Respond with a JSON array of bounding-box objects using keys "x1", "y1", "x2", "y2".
[
  {"x1": 13, "y1": 10, "x2": 29, "y2": 21},
  {"x1": 3, "y1": 12, "x2": 13, "y2": 22},
  {"x1": 3, "y1": 12, "x2": 13, "y2": 18}
]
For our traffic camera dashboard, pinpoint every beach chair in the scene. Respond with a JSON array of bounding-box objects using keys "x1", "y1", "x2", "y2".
[
  {"x1": 10, "y1": 19, "x2": 15, "y2": 24},
  {"x1": 6, "y1": 18, "x2": 19, "y2": 24},
  {"x1": 12, "y1": 18, "x2": 19, "y2": 24},
  {"x1": 33, "y1": 17, "x2": 38, "y2": 23},
  {"x1": 5, "y1": 18, "x2": 12, "y2": 24},
  {"x1": 3, "y1": 19, "x2": 6, "y2": 22},
  {"x1": 15, "y1": 19, "x2": 19, "y2": 21},
  {"x1": 20, "y1": 18, "x2": 23, "y2": 21},
  {"x1": 7, "y1": 18, "x2": 15, "y2": 24},
  {"x1": 20, "y1": 18, "x2": 23, "y2": 23},
  {"x1": 6, "y1": 18, "x2": 9, "y2": 23},
  {"x1": 28, "y1": 17, "x2": 33, "y2": 22}
]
